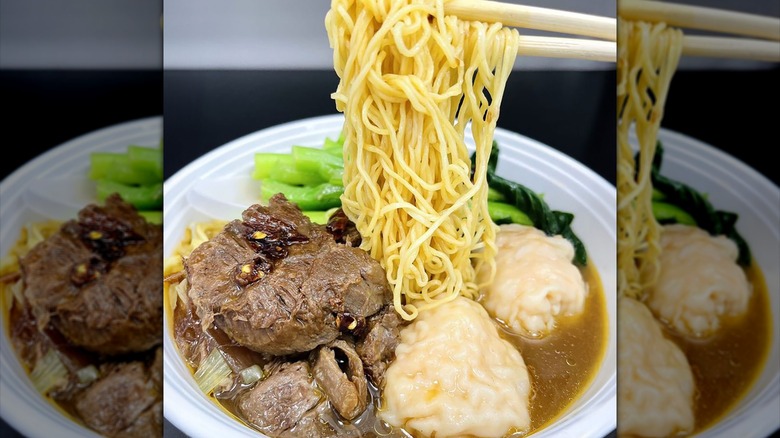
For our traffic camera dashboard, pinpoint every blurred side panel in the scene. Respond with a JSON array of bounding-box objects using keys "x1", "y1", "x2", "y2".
[{"x1": 0, "y1": 1, "x2": 162, "y2": 437}]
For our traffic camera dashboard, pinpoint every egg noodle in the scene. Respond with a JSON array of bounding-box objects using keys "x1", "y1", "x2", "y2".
[
  {"x1": 616, "y1": 18, "x2": 682, "y2": 299},
  {"x1": 326, "y1": 0, "x2": 519, "y2": 320}
]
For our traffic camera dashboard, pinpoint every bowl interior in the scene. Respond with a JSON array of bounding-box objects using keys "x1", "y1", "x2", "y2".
[
  {"x1": 0, "y1": 117, "x2": 162, "y2": 438},
  {"x1": 652, "y1": 129, "x2": 780, "y2": 438},
  {"x1": 162, "y1": 114, "x2": 617, "y2": 437}
]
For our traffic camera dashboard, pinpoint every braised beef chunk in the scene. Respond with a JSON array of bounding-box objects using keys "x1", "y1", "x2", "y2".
[
  {"x1": 74, "y1": 359, "x2": 161, "y2": 437},
  {"x1": 115, "y1": 401, "x2": 162, "y2": 438},
  {"x1": 326, "y1": 209, "x2": 361, "y2": 247},
  {"x1": 356, "y1": 305, "x2": 408, "y2": 388},
  {"x1": 150, "y1": 346, "x2": 162, "y2": 392},
  {"x1": 185, "y1": 194, "x2": 390, "y2": 355},
  {"x1": 20, "y1": 194, "x2": 162, "y2": 355},
  {"x1": 312, "y1": 340, "x2": 368, "y2": 420},
  {"x1": 281, "y1": 403, "x2": 353, "y2": 438},
  {"x1": 237, "y1": 361, "x2": 323, "y2": 435},
  {"x1": 175, "y1": 195, "x2": 411, "y2": 435}
]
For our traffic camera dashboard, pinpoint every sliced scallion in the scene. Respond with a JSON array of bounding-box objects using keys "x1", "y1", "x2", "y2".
[
  {"x1": 30, "y1": 349, "x2": 69, "y2": 395},
  {"x1": 194, "y1": 348, "x2": 232, "y2": 395},
  {"x1": 239, "y1": 364, "x2": 264, "y2": 385},
  {"x1": 76, "y1": 365, "x2": 100, "y2": 385}
]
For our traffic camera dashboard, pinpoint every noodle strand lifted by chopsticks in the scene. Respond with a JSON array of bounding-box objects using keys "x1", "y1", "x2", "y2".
[
  {"x1": 616, "y1": 19, "x2": 682, "y2": 298},
  {"x1": 326, "y1": 0, "x2": 518, "y2": 320}
]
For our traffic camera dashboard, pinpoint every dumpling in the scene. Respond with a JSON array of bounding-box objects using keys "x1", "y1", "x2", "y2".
[
  {"x1": 477, "y1": 224, "x2": 587, "y2": 336},
  {"x1": 647, "y1": 224, "x2": 750, "y2": 337},
  {"x1": 618, "y1": 296, "x2": 695, "y2": 437},
  {"x1": 380, "y1": 297, "x2": 530, "y2": 438}
]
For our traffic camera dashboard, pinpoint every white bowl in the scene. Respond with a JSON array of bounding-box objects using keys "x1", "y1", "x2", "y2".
[
  {"x1": 648, "y1": 129, "x2": 780, "y2": 438},
  {"x1": 163, "y1": 114, "x2": 618, "y2": 438},
  {"x1": 0, "y1": 117, "x2": 162, "y2": 438}
]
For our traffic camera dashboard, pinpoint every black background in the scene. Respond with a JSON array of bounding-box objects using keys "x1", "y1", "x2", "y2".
[
  {"x1": 162, "y1": 70, "x2": 617, "y2": 183},
  {"x1": 0, "y1": 71, "x2": 163, "y2": 180}
]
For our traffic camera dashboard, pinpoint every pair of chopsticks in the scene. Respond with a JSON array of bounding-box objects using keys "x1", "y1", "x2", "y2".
[
  {"x1": 445, "y1": 0, "x2": 617, "y2": 62},
  {"x1": 445, "y1": 0, "x2": 780, "y2": 63},
  {"x1": 621, "y1": 0, "x2": 780, "y2": 62}
]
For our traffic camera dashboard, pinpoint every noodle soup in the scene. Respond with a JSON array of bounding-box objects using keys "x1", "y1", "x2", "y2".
[{"x1": 161, "y1": 115, "x2": 617, "y2": 438}]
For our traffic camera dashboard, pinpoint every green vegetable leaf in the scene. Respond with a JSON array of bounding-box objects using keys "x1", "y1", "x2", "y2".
[
  {"x1": 487, "y1": 140, "x2": 499, "y2": 174},
  {"x1": 486, "y1": 173, "x2": 588, "y2": 266},
  {"x1": 260, "y1": 180, "x2": 344, "y2": 211},
  {"x1": 471, "y1": 142, "x2": 588, "y2": 266},
  {"x1": 95, "y1": 180, "x2": 163, "y2": 211},
  {"x1": 643, "y1": 142, "x2": 752, "y2": 266}
]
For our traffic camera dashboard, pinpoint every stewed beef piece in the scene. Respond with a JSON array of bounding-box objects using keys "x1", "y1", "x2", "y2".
[
  {"x1": 73, "y1": 347, "x2": 162, "y2": 437},
  {"x1": 20, "y1": 194, "x2": 162, "y2": 355},
  {"x1": 311, "y1": 339, "x2": 368, "y2": 420},
  {"x1": 237, "y1": 361, "x2": 323, "y2": 435},
  {"x1": 237, "y1": 360, "x2": 363, "y2": 438},
  {"x1": 185, "y1": 194, "x2": 390, "y2": 355},
  {"x1": 356, "y1": 305, "x2": 408, "y2": 388}
]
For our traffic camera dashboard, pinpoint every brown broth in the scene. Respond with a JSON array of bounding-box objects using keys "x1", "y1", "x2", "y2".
[
  {"x1": 168, "y1": 260, "x2": 609, "y2": 437},
  {"x1": 662, "y1": 263, "x2": 772, "y2": 435},
  {"x1": 497, "y1": 263, "x2": 608, "y2": 434}
]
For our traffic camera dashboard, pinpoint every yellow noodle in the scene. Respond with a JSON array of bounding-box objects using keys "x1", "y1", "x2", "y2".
[
  {"x1": 326, "y1": 0, "x2": 518, "y2": 320},
  {"x1": 616, "y1": 19, "x2": 682, "y2": 298},
  {"x1": 0, "y1": 221, "x2": 62, "y2": 278},
  {"x1": 163, "y1": 220, "x2": 227, "y2": 278}
]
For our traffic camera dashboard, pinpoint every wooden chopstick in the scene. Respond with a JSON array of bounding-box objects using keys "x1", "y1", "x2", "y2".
[
  {"x1": 619, "y1": 0, "x2": 780, "y2": 62},
  {"x1": 445, "y1": 0, "x2": 616, "y2": 41},
  {"x1": 442, "y1": 1, "x2": 617, "y2": 62},
  {"x1": 620, "y1": 0, "x2": 780, "y2": 41},
  {"x1": 682, "y1": 36, "x2": 780, "y2": 62},
  {"x1": 517, "y1": 36, "x2": 616, "y2": 62}
]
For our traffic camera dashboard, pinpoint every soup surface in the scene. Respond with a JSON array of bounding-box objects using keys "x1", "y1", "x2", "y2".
[
  {"x1": 662, "y1": 263, "x2": 772, "y2": 435},
  {"x1": 501, "y1": 264, "x2": 608, "y2": 433}
]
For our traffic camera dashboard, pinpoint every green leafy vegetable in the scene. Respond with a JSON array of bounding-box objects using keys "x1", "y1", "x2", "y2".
[
  {"x1": 302, "y1": 208, "x2": 339, "y2": 225},
  {"x1": 90, "y1": 151, "x2": 159, "y2": 185},
  {"x1": 291, "y1": 146, "x2": 344, "y2": 185},
  {"x1": 652, "y1": 201, "x2": 696, "y2": 226},
  {"x1": 260, "y1": 180, "x2": 344, "y2": 211},
  {"x1": 487, "y1": 201, "x2": 533, "y2": 226},
  {"x1": 127, "y1": 145, "x2": 163, "y2": 180},
  {"x1": 487, "y1": 187, "x2": 506, "y2": 202},
  {"x1": 95, "y1": 180, "x2": 163, "y2": 211},
  {"x1": 644, "y1": 142, "x2": 751, "y2": 266},
  {"x1": 252, "y1": 153, "x2": 326, "y2": 186},
  {"x1": 138, "y1": 210, "x2": 163, "y2": 224},
  {"x1": 89, "y1": 143, "x2": 164, "y2": 216},
  {"x1": 254, "y1": 134, "x2": 588, "y2": 265},
  {"x1": 482, "y1": 166, "x2": 588, "y2": 266}
]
